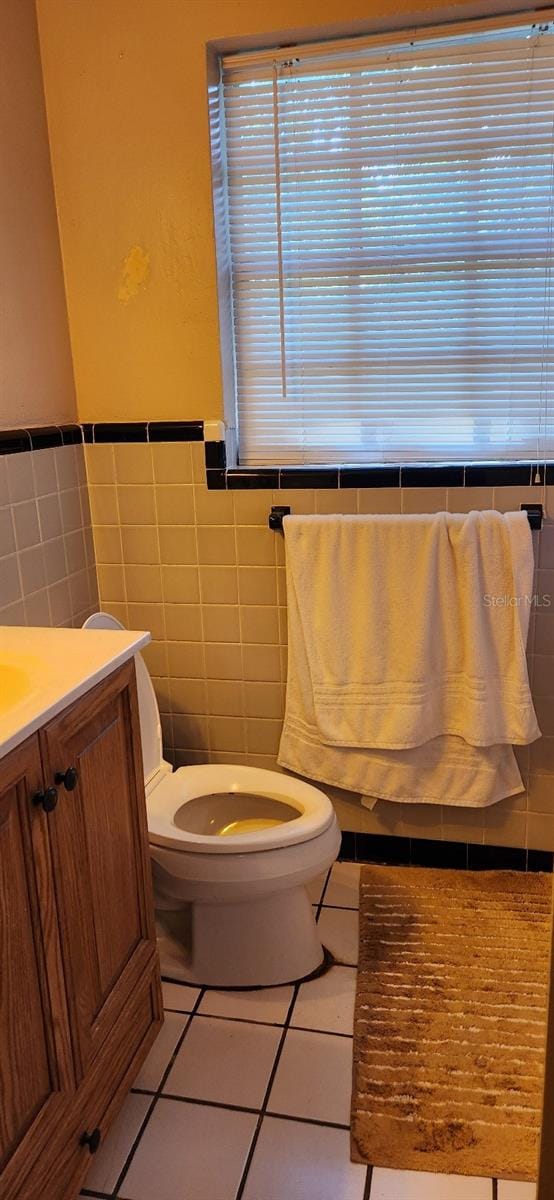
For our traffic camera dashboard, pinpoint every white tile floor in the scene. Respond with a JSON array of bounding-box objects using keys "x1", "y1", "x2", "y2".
[{"x1": 81, "y1": 862, "x2": 538, "y2": 1200}]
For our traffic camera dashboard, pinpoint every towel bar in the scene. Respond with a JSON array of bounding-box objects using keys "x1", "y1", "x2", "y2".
[{"x1": 268, "y1": 503, "x2": 543, "y2": 531}]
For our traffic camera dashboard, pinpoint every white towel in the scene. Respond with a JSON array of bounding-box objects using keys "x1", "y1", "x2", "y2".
[
  {"x1": 278, "y1": 510, "x2": 539, "y2": 807},
  {"x1": 283, "y1": 511, "x2": 538, "y2": 748}
]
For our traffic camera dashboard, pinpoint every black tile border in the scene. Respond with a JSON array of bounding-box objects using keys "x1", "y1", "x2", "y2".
[
  {"x1": 0, "y1": 428, "x2": 32, "y2": 454},
  {"x1": 465, "y1": 463, "x2": 533, "y2": 487},
  {"x1": 204, "y1": 439, "x2": 227, "y2": 469},
  {"x1": 339, "y1": 466, "x2": 400, "y2": 488},
  {"x1": 340, "y1": 830, "x2": 553, "y2": 873},
  {"x1": 148, "y1": 420, "x2": 204, "y2": 443},
  {"x1": 210, "y1": 454, "x2": 544, "y2": 492},
  {"x1": 93, "y1": 421, "x2": 148, "y2": 443},
  {"x1": 0, "y1": 424, "x2": 549, "y2": 503},
  {"x1": 227, "y1": 467, "x2": 279, "y2": 490},
  {"x1": 0, "y1": 420, "x2": 204, "y2": 455},
  {"x1": 29, "y1": 425, "x2": 63, "y2": 450}
]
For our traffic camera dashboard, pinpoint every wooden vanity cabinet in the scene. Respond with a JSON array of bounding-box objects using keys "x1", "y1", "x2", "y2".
[{"x1": 0, "y1": 660, "x2": 162, "y2": 1200}]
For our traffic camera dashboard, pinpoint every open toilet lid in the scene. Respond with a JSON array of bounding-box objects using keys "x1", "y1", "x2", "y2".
[{"x1": 82, "y1": 611, "x2": 164, "y2": 785}]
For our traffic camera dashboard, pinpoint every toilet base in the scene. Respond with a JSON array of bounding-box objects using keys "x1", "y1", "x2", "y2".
[{"x1": 155, "y1": 885, "x2": 324, "y2": 988}]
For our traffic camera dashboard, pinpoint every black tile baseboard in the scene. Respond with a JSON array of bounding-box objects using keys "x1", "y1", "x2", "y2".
[{"x1": 340, "y1": 830, "x2": 553, "y2": 873}]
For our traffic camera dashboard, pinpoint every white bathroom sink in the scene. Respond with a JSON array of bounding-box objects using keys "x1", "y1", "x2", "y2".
[
  {"x1": 0, "y1": 651, "x2": 44, "y2": 715},
  {"x1": 0, "y1": 626, "x2": 151, "y2": 760}
]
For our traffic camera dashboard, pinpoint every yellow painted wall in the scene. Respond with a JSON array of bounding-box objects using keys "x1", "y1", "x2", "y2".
[
  {"x1": 0, "y1": 0, "x2": 76, "y2": 429},
  {"x1": 36, "y1": 0, "x2": 502, "y2": 425}
]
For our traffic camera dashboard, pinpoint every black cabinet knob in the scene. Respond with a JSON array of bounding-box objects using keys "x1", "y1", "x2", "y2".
[
  {"x1": 55, "y1": 765, "x2": 79, "y2": 792},
  {"x1": 80, "y1": 1127, "x2": 101, "y2": 1154},
  {"x1": 33, "y1": 786, "x2": 58, "y2": 813}
]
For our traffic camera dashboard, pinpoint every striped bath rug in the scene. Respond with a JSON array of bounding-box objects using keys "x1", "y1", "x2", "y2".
[{"x1": 351, "y1": 865, "x2": 551, "y2": 1180}]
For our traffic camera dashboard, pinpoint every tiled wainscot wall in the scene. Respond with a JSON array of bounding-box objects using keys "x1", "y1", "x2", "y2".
[
  {"x1": 82, "y1": 433, "x2": 554, "y2": 853},
  {"x1": 0, "y1": 429, "x2": 98, "y2": 627}
]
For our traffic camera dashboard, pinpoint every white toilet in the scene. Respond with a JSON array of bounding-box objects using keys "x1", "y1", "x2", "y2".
[{"x1": 83, "y1": 613, "x2": 341, "y2": 987}]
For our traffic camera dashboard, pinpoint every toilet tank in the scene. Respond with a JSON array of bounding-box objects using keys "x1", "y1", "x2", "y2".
[{"x1": 82, "y1": 611, "x2": 169, "y2": 789}]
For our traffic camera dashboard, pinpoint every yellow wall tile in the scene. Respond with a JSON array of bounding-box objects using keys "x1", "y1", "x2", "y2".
[
  {"x1": 90, "y1": 484, "x2": 118, "y2": 525},
  {"x1": 93, "y1": 524, "x2": 122, "y2": 564},
  {"x1": 127, "y1": 601, "x2": 165, "y2": 639},
  {"x1": 194, "y1": 487, "x2": 235, "y2": 525},
  {"x1": 97, "y1": 563, "x2": 125, "y2": 601},
  {"x1": 114, "y1": 442, "x2": 154, "y2": 484},
  {"x1": 170, "y1": 677, "x2": 208, "y2": 714},
  {"x1": 85, "y1": 444, "x2": 115, "y2": 484},
  {"x1": 205, "y1": 642, "x2": 242, "y2": 680},
  {"x1": 233, "y1": 491, "x2": 270, "y2": 525},
  {"x1": 208, "y1": 716, "x2": 246, "y2": 753},
  {"x1": 121, "y1": 525, "x2": 160, "y2": 564},
  {"x1": 243, "y1": 682, "x2": 283, "y2": 719},
  {"x1": 141, "y1": 640, "x2": 168, "y2": 676},
  {"x1": 161, "y1": 564, "x2": 200, "y2": 603},
  {"x1": 197, "y1": 525, "x2": 237, "y2": 565},
  {"x1": 199, "y1": 566, "x2": 238, "y2": 604},
  {"x1": 152, "y1": 443, "x2": 193, "y2": 484},
  {"x1": 124, "y1": 563, "x2": 162, "y2": 602},
  {"x1": 207, "y1": 679, "x2": 244, "y2": 717},
  {"x1": 243, "y1": 643, "x2": 281, "y2": 682},
  {"x1": 357, "y1": 488, "x2": 402, "y2": 514},
  {"x1": 117, "y1": 484, "x2": 156, "y2": 524},
  {"x1": 246, "y1": 718, "x2": 282, "y2": 755},
  {"x1": 401, "y1": 488, "x2": 447, "y2": 514},
  {"x1": 238, "y1": 566, "x2": 278, "y2": 606},
  {"x1": 165, "y1": 603, "x2": 202, "y2": 641},
  {"x1": 202, "y1": 604, "x2": 240, "y2": 643},
  {"x1": 172, "y1": 713, "x2": 209, "y2": 751},
  {"x1": 155, "y1": 484, "x2": 195, "y2": 525},
  {"x1": 167, "y1": 641, "x2": 205, "y2": 678},
  {"x1": 159, "y1": 526, "x2": 197, "y2": 565},
  {"x1": 240, "y1": 605, "x2": 279, "y2": 645},
  {"x1": 236, "y1": 527, "x2": 275, "y2": 566},
  {"x1": 315, "y1": 489, "x2": 358, "y2": 514}
]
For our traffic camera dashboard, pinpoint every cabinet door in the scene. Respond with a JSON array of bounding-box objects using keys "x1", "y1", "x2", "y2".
[
  {"x1": 40, "y1": 660, "x2": 158, "y2": 1080},
  {"x1": 0, "y1": 736, "x2": 73, "y2": 1196}
]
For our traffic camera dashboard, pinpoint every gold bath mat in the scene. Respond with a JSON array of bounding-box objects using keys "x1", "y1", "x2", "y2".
[{"x1": 351, "y1": 865, "x2": 551, "y2": 1180}]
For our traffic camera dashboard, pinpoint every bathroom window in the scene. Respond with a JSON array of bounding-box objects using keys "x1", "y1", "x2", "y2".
[{"x1": 217, "y1": 12, "x2": 554, "y2": 466}]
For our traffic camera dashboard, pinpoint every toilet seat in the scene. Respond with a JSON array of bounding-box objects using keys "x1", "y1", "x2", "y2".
[{"x1": 147, "y1": 763, "x2": 335, "y2": 854}]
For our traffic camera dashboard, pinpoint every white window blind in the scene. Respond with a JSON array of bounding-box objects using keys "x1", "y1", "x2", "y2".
[{"x1": 220, "y1": 13, "x2": 554, "y2": 466}]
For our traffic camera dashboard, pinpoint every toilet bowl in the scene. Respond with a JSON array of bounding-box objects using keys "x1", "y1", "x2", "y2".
[{"x1": 83, "y1": 612, "x2": 341, "y2": 987}]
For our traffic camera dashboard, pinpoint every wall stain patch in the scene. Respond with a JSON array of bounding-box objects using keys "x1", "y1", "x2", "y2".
[{"x1": 118, "y1": 245, "x2": 150, "y2": 303}]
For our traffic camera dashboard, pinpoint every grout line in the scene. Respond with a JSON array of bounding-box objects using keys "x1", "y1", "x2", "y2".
[
  {"x1": 111, "y1": 986, "x2": 206, "y2": 1199},
  {"x1": 160, "y1": 1092, "x2": 260, "y2": 1115},
  {"x1": 363, "y1": 1164, "x2": 374, "y2": 1200},
  {"x1": 164, "y1": 1004, "x2": 354, "y2": 1038},
  {"x1": 264, "y1": 1110, "x2": 351, "y2": 1131},
  {"x1": 128, "y1": 1083, "x2": 360, "y2": 1134},
  {"x1": 316, "y1": 866, "x2": 332, "y2": 915},
  {"x1": 492, "y1": 1181, "x2": 498, "y2": 1200},
  {"x1": 234, "y1": 981, "x2": 302, "y2": 1200}
]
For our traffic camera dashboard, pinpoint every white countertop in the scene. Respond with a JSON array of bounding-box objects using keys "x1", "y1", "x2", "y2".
[{"x1": 0, "y1": 626, "x2": 151, "y2": 761}]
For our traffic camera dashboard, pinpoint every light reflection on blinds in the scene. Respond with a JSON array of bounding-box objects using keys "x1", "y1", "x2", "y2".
[{"x1": 221, "y1": 15, "x2": 554, "y2": 465}]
